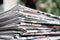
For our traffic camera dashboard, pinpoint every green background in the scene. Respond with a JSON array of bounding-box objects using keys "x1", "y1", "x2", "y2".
[{"x1": 18, "y1": 0, "x2": 60, "y2": 16}]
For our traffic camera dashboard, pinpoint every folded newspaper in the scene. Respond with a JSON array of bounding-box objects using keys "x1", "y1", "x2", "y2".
[{"x1": 0, "y1": 5, "x2": 60, "y2": 40}]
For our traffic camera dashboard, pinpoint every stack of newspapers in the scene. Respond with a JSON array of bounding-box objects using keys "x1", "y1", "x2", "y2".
[
  {"x1": 0, "y1": 5, "x2": 60, "y2": 40},
  {"x1": 19, "y1": 5, "x2": 60, "y2": 26},
  {"x1": 18, "y1": 5, "x2": 60, "y2": 40}
]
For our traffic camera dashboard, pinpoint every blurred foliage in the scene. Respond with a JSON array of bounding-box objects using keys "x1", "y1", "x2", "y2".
[
  {"x1": 18, "y1": 0, "x2": 60, "y2": 16},
  {"x1": 37, "y1": 0, "x2": 60, "y2": 16}
]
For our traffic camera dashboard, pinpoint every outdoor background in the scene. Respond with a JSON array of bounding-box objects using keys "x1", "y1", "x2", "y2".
[
  {"x1": 18, "y1": 0, "x2": 60, "y2": 16},
  {"x1": 0, "y1": 0, "x2": 60, "y2": 16}
]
